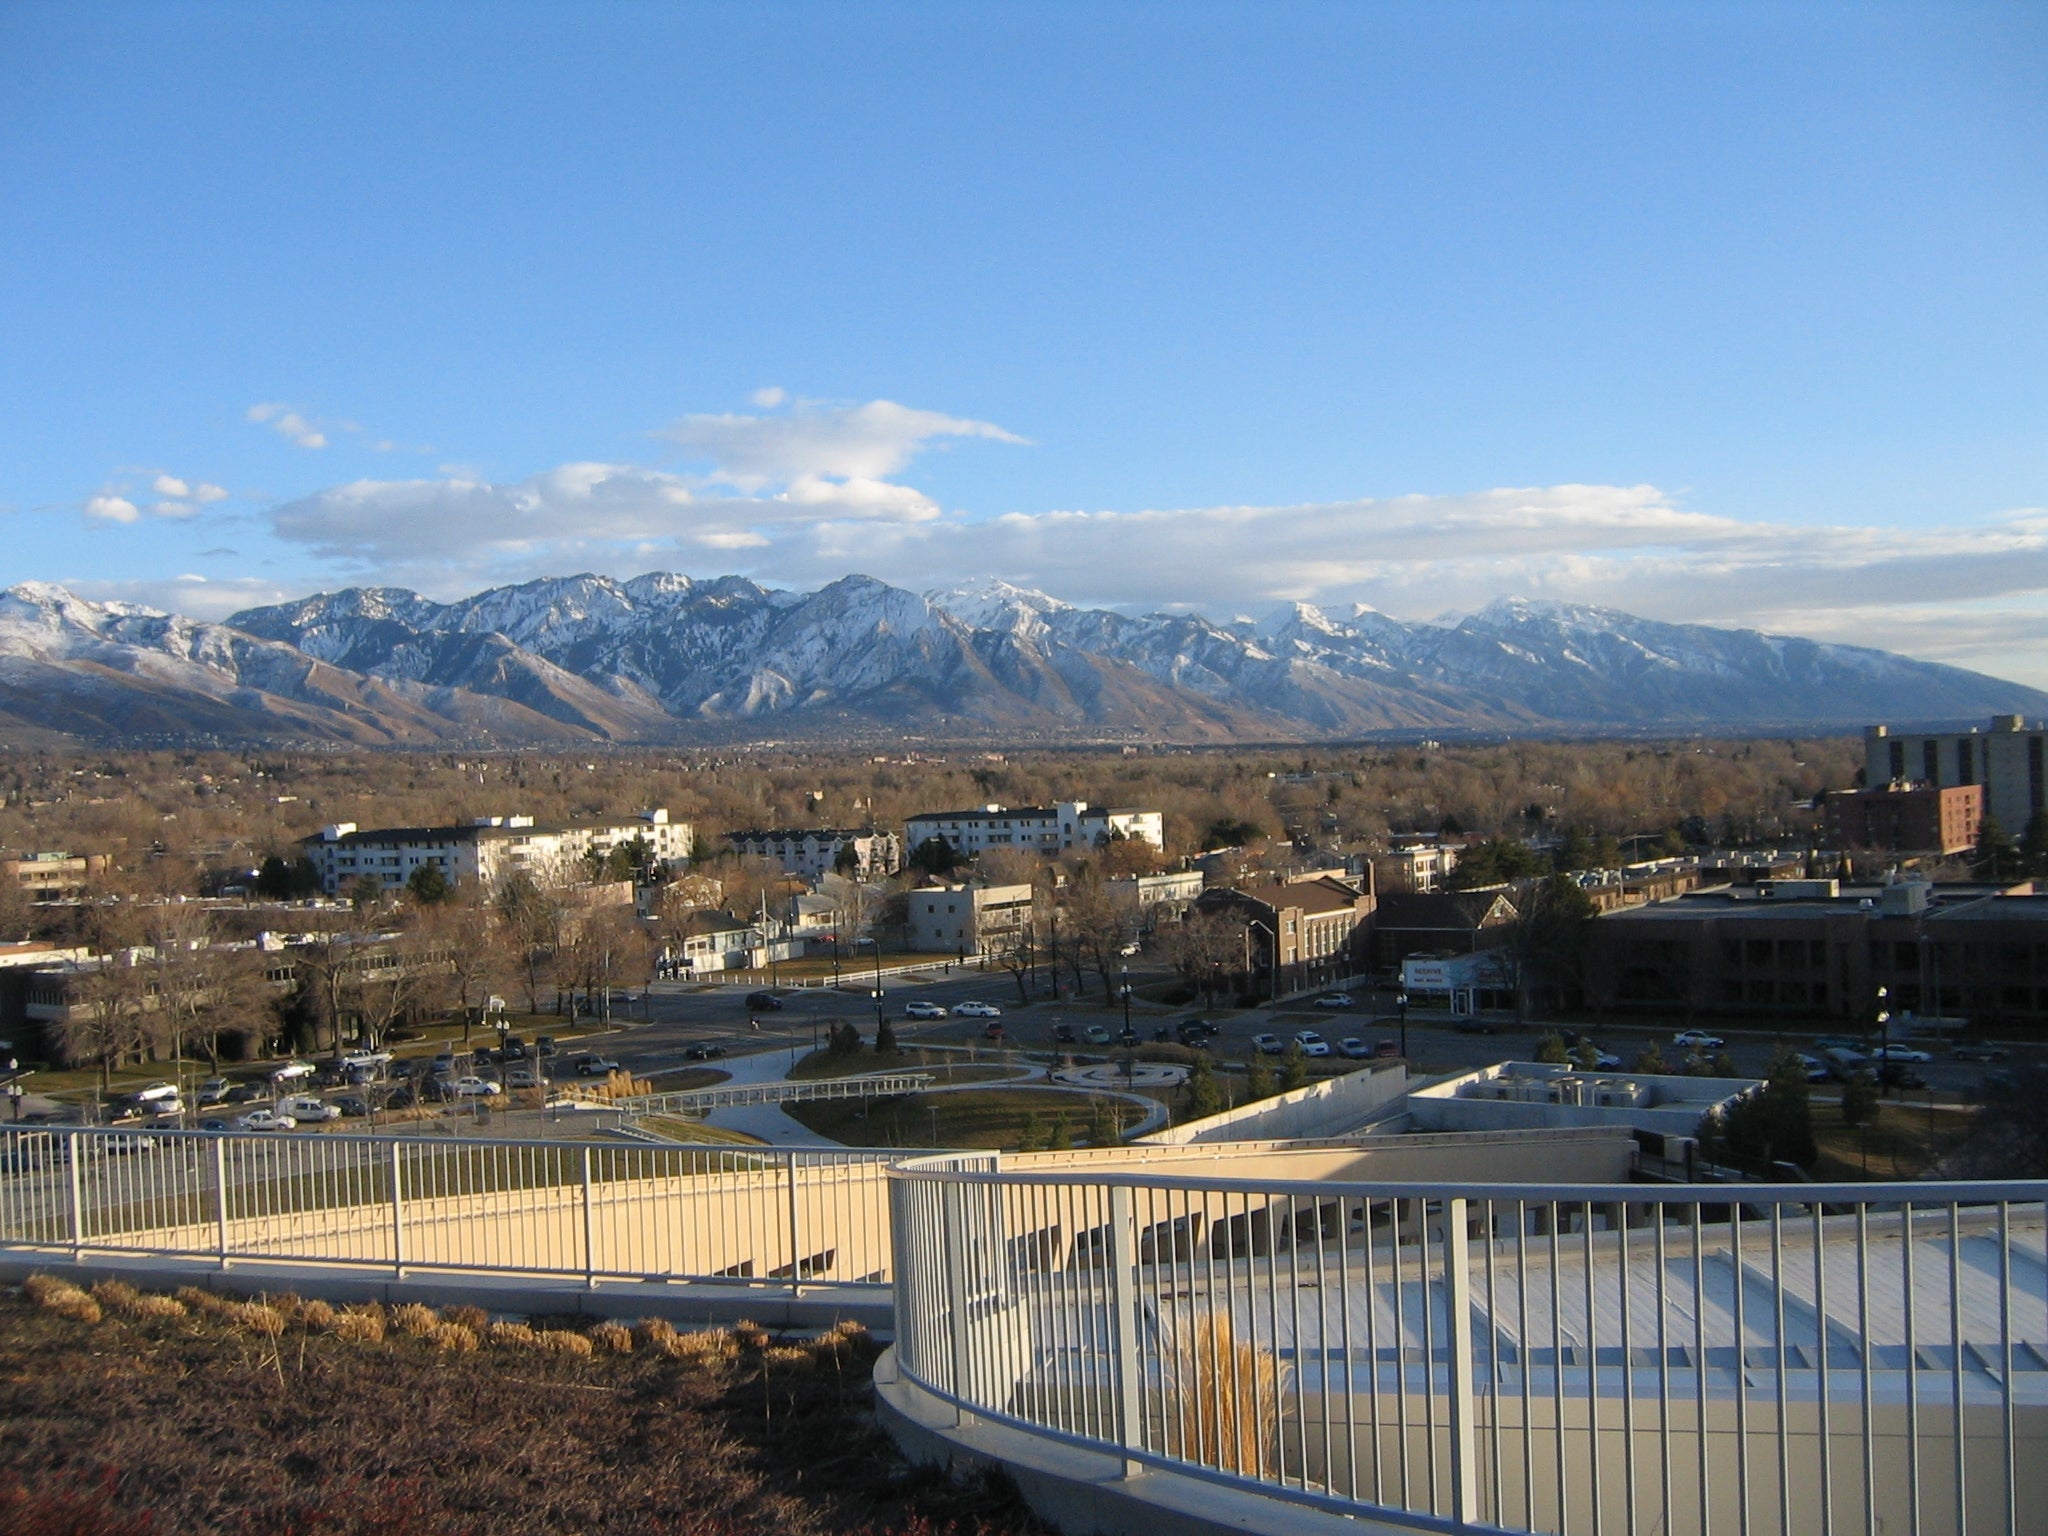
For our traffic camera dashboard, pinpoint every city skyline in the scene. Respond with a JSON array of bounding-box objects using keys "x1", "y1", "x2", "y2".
[{"x1": 2, "y1": 5, "x2": 2044, "y2": 682}]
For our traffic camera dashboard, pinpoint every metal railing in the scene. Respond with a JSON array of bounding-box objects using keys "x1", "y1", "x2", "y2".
[
  {"x1": 617, "y1": 1073, "x2": 935, "y2": 1115},
  {"x1": 0, "y1": 1125, "x2": 922, "y2": 1292},
  {"x1": 888, "y1": 1158, "x2": 2048, "y2": 1535}
]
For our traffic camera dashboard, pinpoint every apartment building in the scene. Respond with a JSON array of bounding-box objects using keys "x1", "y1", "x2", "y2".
[
  {"x1": 1196, "y1": 874, "x2": 1375, "y2": 995},
  {"x1": 905, "y1": 882, "x2": 1034, "y2": 957},
  {"x1": 1866, "y1": 714, "x2": 2047, "y2": 832},
  {"x1": 1377, "y1": 839, "x2": 1460, "y2": 893},
  {"x1": 904, "y1": 801, "x2": 1164, "y2": 860},
  {"x1": 1823, "y1": 782, "x2": 1983, "y2": 855},
  {"x1": 303, "y1": 808, "x2": 693, "y2": 896},
  {"x1": 724, "y1": 827, "x2": 901, "y2": 879},
  {"x1": 0, "y1": 851, "x2": 113, "y2": 898}
]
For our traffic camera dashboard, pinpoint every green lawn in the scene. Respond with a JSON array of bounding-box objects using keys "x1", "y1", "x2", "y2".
[{"x1": 786, "y1": 1086, "x2": 1128, "y2": 1151}]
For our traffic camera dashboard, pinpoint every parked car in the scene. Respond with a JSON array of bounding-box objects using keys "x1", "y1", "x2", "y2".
[
  {"x1": 1878, "y1": 1062, "x2": 1927, "y2": 1089},
  {"x1": 449, "y1": 1076, "x2": 502, "y2": 1097},
  {"x1": 332, "y1": 1094, "x2": 371, "y2": 1118},
  {"x1": 744, "y1": 991, "x2": 785, "y2": 1011},
  {"x1": 502, "y1": 1037, "x2": 528, "y2": 1061},
  {"x1": 233, "y1": 1108, "x2": 297, "y2": 1131},
  {"x1": 1293, "y1": 1030, "x2": 1332, "y2": 1058},
  {"x1": 279, "y1": 1094, "x2": 341, "y2": 1123},
  {"x1": 1052, "y1": 1023, "x2": 1077, "y2": 1044},
  {"x1": 1949, "y1": 1041, "x2": 2010, "y2": 1062},
  {"x1": 270, "y1": 1060, "x2": 316, "y2": 1083},
  {"x1": 1176, "y1": 1019, "x2": 1218, "y2": 1047},
  {"x1": 1373, "y1": 1039, "x2": 1401, "y2": 1058},
  {"x1": 385, "y1": 1082, "x2": 417, "y2": 1109},
  {"x1": 1870, "y1": 1042, "x2": 1933, "y2": 1064},
  {"x1": 1823, "y1": 1046, "x2": 1871, "y2": 1081},
  {"x1": 197, "y1": 1077, "x2": 231, "y2": 1105},
  {"x1": 1252, "y1": 1033, "x2": 1283, "y2": 1055},
  {"x1": 903, "y1": 1000, "x2": 948, "y2": 1020},
  {"x1": 1312, "y1": 993, "x2": 1355, "y2": 1010},
  {"x1": 1673, "y1": 1030, "x2": 1725, "y2": 1051},
  {"x1": 1083, "y1": 1025, "x2": 1113, "y2": 1046},
  {"x1": 504, "y1": 1066, "x2": 543, "y2": 1089},
  {"x1": 573, "y1": 1054, "x2": 621, "y2": 1077},
  {"x1": 1338, "y1": 1037, "x2": 1371, "y2": 1059},
  {"x1": 983, "y1": 1021, "x2": 1006, "y2": 1040},
  {"x1": 131, "y1": 1080, "x2": 180, "y2": 1103},
  {"x1": 1794, "y1": 1054, "x2": 1832, "y2": 1083},
  {"x1": 226, "y1": 1082, "x2": 268, "y2": 1104},
  {"x1": 683, "y1": 1042, "x2": 727, "y2": 1060},
  {"x1": 340, "y1": 1050, "x2": 392, "y2": 1072},
  {"x1": 534, "y1": 1035, "x2": 558, "y2": 1057},
  {"x1": 430, "y1": 1052, "x2": 458, "y2": 1075},
  {"x1": 952, "y1": 1001, "x2": 1002, "y2": 1018}
]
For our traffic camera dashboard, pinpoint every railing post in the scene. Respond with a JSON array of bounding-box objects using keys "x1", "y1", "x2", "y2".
[
  {"x1": 1444, "y1": 1195, "x2": 1478, "y2": 1527},
  {"x1": 389, "y1": 1139, "x2": 405, "y2": 1278},
  {"x1": 66, "y1": 1130, "x2": 85, "y2": 1261},
  {"x1": 785, "y1": 1149, "x2": 802, "y2": 1297},
  {"x1": 1109, "y1": 1183, "x2": 1144, "y2": 1477},
  {"x1": 580, "y1": 1143, "x2": 596, "y2": 1288},
  {"x1": 941, "y1": 1178, "x2": 973, "y2": 1425},
  {"x1": 213, "y1": 1135, "x2": 231, "y2": 1269}
]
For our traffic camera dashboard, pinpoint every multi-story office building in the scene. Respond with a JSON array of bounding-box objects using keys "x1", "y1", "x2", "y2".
[
  {"x1": 723, "y1": 827, "x2": 901, "y2": 879},
  {"x1": 904, "y1": 801, "x2": 1164, "y2": 860},
  {"x1": 303, "y1": 808, "x2": 692, "y2": 896},
  {"x1": 1865, "y1": 714, "x2": 2047, "y2": 832}
]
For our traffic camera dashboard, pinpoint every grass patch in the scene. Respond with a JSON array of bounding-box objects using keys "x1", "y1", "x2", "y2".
[
  {"x1": 785, "y1": 1087, "x2": 1119, "y2": 1150},
  {"x1": 636, "y1": 1116, "x2": 767, "y2": 1146},
  {"x1": 641, "y1": 1067, "x2": 730, "y2": 1092},
  {"x1": 1810, "y1": 1100, "x2": 1981, "y2": 1180},
  {"x1": 0, "y1": 1284, "x2": 1041, "y2": 1536}
]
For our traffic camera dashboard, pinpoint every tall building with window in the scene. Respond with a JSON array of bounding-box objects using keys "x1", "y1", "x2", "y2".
[
  {"x1": 1865, "y1": 714, "x2": 2046, "y2": 832},
  {"x1": 904, "y1": 801, "x2": 1164, "y2": 859}
]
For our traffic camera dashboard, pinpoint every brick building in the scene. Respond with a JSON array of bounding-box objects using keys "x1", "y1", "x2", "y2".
[
  {"x1": 1197, "y1": 874, "x2": 1375, "y2": 997},
  {"x1": 1865, "y1": 715, "x2": 2047, "y2": 833},
  {"x1": 1823, "y1": 783, "x2": 1982, "y2": 856}
]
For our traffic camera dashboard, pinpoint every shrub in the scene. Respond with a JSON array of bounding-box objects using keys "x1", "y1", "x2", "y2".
[
  {"x1": 441, "y1": 1304, "x2": 489, "y2": 1333},
  {"x1": 227, "y1": 1301, "x2": 285, "y2": 1338},
  {"x1": 390, "y1": 1302, "x2": 440, "y2": 1339},
  {"x1": 732, "y1": 1318, "x2": 770, "y2": 1351},
  {"x1": 331, "y1": 1304, "x2": 387, "y2": 1343},
  {"x1": 537, "y1": 1329, "x2": 592, "y2": 1357},
  {"x1": 297, "y1": 1299, "x2": 337, "y2": 1332},
  {"x1": 588, "y1": 1320, "x2": 633, "y2": 1354},
  {"x1": 485, "y1": 1321, "x2": 540, "y2": 1349}
]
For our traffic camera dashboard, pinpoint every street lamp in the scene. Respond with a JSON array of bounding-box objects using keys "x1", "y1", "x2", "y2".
[
  {"x1": 1396, "y1": 991, "x2": 1410, "y2": 1060},
  {"x1": 1119, "y1": 964, "x2": 1133, "y2": 1039}
]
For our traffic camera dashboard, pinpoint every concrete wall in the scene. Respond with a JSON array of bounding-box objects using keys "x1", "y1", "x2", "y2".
[{"x1": 1140, "y1": 1064, "x2": 1412, "y2": 1145}]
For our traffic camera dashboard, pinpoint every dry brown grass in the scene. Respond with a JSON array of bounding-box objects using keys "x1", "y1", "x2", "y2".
[
  {"x1": 487, "y1": 1320, "x2": 541, "y2": 1349},
  {"x1": 331, "y1": 1303, "x2": 387, "y2": 1343},
  {"x1": 89, "y1": 1279, "x2": 187, "y2": 1322},
  {"x1": 431, "y1": 1320, "x2": 481, "y2": 1352},
  {"x1": 537, "y1": 1328, "x2": 593, "y2": 1357},
  {"x1": 442, "y1": 1303, "x2": 490, "y2": 1332},
  {"x1": 634, "y1": 1316, "x2": 678, "y2": 1350},
  {"x1": 589, "y1": 1320, "x2": 634, "y2": 1354},
  {"x1": 390, "y1": 1301, "x2": 440, "y2": 1338},
  {"x1": 655, "y1": 1327, "x2": 738, "y2": 1366},
  {"x1": 23, "y1": 1274, "x2": 100, "y2": 1325},
  {"x1": 732, "y1": 1317, "x2": 771, "y2": 1351},
  {"x1": 227, "y1": 1300, "x2": 286, "y2": 1338},
  {"x1": 297, "y1": 1298, "x2": 337, "y2": 1332},
  {"x1": 1164, "y1": 1312, "x2": 1282, "y2": 1476}
]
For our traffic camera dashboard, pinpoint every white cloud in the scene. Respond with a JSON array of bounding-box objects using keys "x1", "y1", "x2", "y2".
[
  {"x1": 748, "y1": 386, "x2": 787, "y2": 408},
  {"x1": 246, "y1": 402, "x2": 328, "y2": 449},
  {"x1": 153, "y1": 474, "x2": 188, "y2": 498},
  {"x1": 660, "y1": 397, "x2": 1026, "y2": 487},
  {"x1": 84, "y1": 495, "x2": 139, "y2": 524},
  {"x1": 65, "y1": 574, "x2": 298, "y2": 623}
]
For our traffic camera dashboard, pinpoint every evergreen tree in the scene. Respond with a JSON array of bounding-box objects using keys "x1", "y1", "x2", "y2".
[
  {"x1": 1088, "y1": 1096, "x2": 1121, "y2": 1147},
  {"x1": 1840, "y1": 1068, "x2": 1882, "y2": 1131},
  {"x1": 1047, "y1": 1111, "x2": 1073, "y2": 1151},
  {"x1": 1184, "y1": 1050, "x2": 1223, "y2": 1120},
  {"x1": 1533, "y1": 1031, "x2": 1571, "y2": 1065},
  {"x1": 874, "y1": 1016, "x2": 898, "y2": 1054},
  {"x1": 1706, "y1": 1046, "x2": 1817, "y2": 1171},
  {"x1": 1631, "y1": 1045, "x2": 1672, "y2": 1075},
  {"x1": 405, "y1": 863, "x2": 452, "y2": 905},
  {"x1": 1245, "y1": 1056, "x2": 1274, "y2": 1101},
  {"x1": 1975, "y1": 815, "x2": 2020, "y2": 882},
  {"x1": 1279, "y1": 1040, "x2": 1309, "y2": 1092}
]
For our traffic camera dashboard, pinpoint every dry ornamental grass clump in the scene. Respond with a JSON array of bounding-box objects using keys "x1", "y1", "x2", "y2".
[
  {"x1": 390, "y1": 1301, "x2": 440, "y2": 1338},
  {"x1": 431, "y1": 1321, "x2": 480, "y2": 1352},
  {"x1": 634, "y1": 1316, "x2": 678, "y2": 1350},
  {"x1": 331, "y1": 1303, "x2": 387, "y2": 1343},
  {"x1": 487, "y1": 1320, "x2": 541, "y2": 1349},
  {"x1": 732, "y1": 1318, "x2": 771, "y2": 1351},
  {"x1": 589, "y1": 1320, "x2": 634, "y2": 1354},
  {"x1": 297, "y1": 1298, "x2": 337, "y2": 1332},
  {"x1": 23, "y1": 1274, "x2": 100, "y2": 1325},
  {"x1": 89, "y1": 1279, "x2": 189, "y2": 1322},
  {"x1": 1164, "y1": 1311, "x2": 1283, "y2": 1477},
  {"x1": 227, "y1": 1300, "x2": 286, "y2": 1338},
  {"x1": 655, "y1": 1327, "x2": 739, "y2": 1365},
  {"x1": 442, "y1": 1303, "x2": 489, "y2": 1332},
  {"x1": 538, "y1": 1329, "x2": 593, "y2": 1358}
]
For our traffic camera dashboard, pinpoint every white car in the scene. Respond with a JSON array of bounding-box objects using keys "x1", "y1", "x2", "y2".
[
  {"x1": 1338, "y1": 1037, "x2": 1371, "y2": 1059},
  {"x1": 449, "y1": 1076, "x2": 502, "y2": 1097},
  {"x1": 131, "y1": 1080, "x2": 181, "y2": 1103},
  {"x1": 1673, "y1": 1030, "x2": 1725, "y2": 1051},
  {"x1": 270, "y1": 1060, "x2": 317, "y2": 1082},
  {"x1": 1870, "y1": 1043, "x2": 1934, "y2": 1064},
  {"x1": 1312, "y1": 993, "x2": 1355, "y2": 1010},
  {"x1": 1252, "y1": 1033, "x2": 1283, "y2": 1055},
  {"x1": 952, "y1": 1001, "x2": 1002, "y2": 1019},
  {"x1": 903, "y1": 1000, "x2": 948, "y2": 1020},
  {"x1": 1293, "y1": 1030, "x2": 1332, "y2": 1058},
  {"x1": 504, "y1": 1066, "x2": 543, "y2": 1089},
  {"x1": 233, "y1": 1108, "x2": 297, "y2": 1131},
  {"x1": 279, "y1": 1095, "x2": 341, "y2": 1123},
  {"x1": 340, "y1": 1050, "x2": 393, "y2": 1072}
]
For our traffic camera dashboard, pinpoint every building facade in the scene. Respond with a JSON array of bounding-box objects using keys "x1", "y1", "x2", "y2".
[
  {"x1": 724, "y1": 827, "x2": 901, "y2": 879},
  {"x1": 1865, "y1": 715, "x2": 2047, "y2": 833},
  {"x1": 905, "y1": 882, "x2": 1034, "y2": 957},
  {"x1": 304, "y1": 809, "x2": 692, "y2": 896},
  {"x1": 904, "y1": 801, "x2": 1164, "y2": 860},
  {"x1": 1197, "y1": 874, "x2": 1376, "y2": 996},
  {"x1": 1823, "y1": 782, "x2": 1983, "y2": 855},
  {"x1": 0, "y1": 851, "x2": 113, "y2": 899}
]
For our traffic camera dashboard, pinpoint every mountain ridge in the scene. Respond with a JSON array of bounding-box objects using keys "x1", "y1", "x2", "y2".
[{"x1": 0, "y1": 573, "x2": 2037, "y2": 746}]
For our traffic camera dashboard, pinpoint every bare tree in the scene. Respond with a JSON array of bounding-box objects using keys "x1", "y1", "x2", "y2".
[
  {"x1": 1162, "y1": 910, "x2": 1241, "y2": 1007},
  {"x1": 494, "y1": 875, "x2": 566, "y2": 1014},
  {"x1": 419, "y1": 897, "x2": 502, "y2": 1045},
  {"x1": 56, "y1": 957, "x2": 150, "y2": 1090}
]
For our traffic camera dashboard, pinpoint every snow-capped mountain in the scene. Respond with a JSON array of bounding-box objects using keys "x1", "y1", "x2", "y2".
[{"x1": 0, "y1": 574, "x2": 2038, "y2": 745}]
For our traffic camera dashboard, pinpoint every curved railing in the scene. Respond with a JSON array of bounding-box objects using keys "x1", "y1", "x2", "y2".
[{"x1": 886, "y1": 1157, "x2": 2048, "y2": 1535}]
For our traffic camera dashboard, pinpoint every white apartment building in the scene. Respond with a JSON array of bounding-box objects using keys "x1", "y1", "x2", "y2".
[
  {"x1": 1104, "y1": 869, "x2": 1204, "y2": 910},
  {"x1": 303, "y1": 809, "x2": 693, "y2": 896},
  {"x1": 724, "y1": 827, "x2": 902, "y2": 879},
  {"x1": 1380, "y1": 838, "x2": 1460, "y2": 893},
  {"x1": 905, "y1": 882, "x2": 1034, "y2": 957},
  {"x1": 904, "y1": 800, "x2": 1164, "y2": 860}
]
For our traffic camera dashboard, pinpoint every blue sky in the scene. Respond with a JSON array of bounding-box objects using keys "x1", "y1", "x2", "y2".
[{"x1": 3, "y1": 3, "x2": 2046, "y2": 681}]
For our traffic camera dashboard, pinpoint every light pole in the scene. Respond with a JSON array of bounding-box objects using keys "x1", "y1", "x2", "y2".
[
  {"x1": 1119, "y1": 965, "x2": 1133, "y2": 1042},
  {"x1": 1397, "y1": 991, "x2": 1410, "y2": 1060}
]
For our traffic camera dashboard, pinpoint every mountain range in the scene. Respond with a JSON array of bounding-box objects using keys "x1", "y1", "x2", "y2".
[{"x1": 0, "y1": 573, "x2": 2038, "y2": 747}]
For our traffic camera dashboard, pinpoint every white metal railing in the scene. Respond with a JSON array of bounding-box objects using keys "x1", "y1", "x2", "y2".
[
  {"x1": 617, "y1": 1073, "x2": 935, "y2": 1115},
  {"x1": 888, "y1": 1159, "x2": 2048, "y2": 1535},
  {"x1": 0, "y1": 1125, "x2": 922, "y2": 1292}
]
